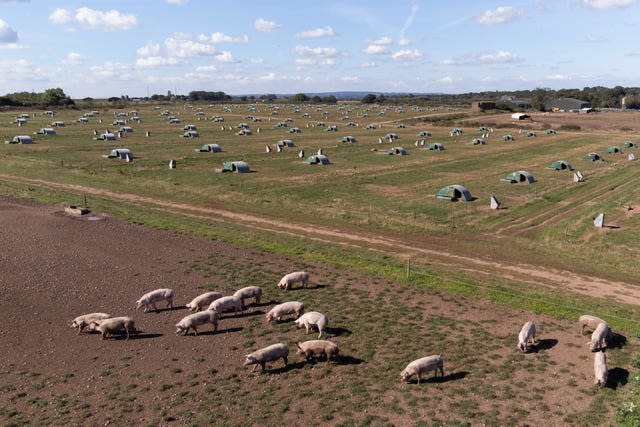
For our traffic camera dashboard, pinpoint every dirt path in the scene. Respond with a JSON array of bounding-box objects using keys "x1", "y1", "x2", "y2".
[{"x1": 3, "y1": 174, "x2": 640, "y2": 306}]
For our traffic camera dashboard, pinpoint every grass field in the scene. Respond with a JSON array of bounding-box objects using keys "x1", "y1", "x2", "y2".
[
  {"x1": 2, "y1": 102, "x2": 640, "y2": 424},
  {"x1": 2, "y1": 104, "x2": 640, "y2": 281}
]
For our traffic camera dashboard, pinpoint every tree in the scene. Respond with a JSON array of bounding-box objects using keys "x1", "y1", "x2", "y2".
[
  {"x1": 42, "y1": 88, "x2": 74, "y2": 107},
  {"x1": 290, "y1": 93, "x2": 310, "y2": 103},
  {"x1": 322, "y1": 95, "x2": 337, "y2": 104},
  {"x1": 361, "y1": 94, "x2": 377, "y2": 104},
  {"x1": 531, "y1": 88, "x2": 549, "y2": 111}
]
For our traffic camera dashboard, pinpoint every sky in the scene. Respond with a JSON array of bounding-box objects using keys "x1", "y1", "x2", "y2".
[{"x1": 1, "y1": 0, "x2": 640, "y2": 98}]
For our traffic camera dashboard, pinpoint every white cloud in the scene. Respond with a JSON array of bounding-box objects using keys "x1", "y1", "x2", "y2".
[
  {"x1": 294, "y1": 45, "x2": 338, "y2": 57},
  {"x1": 341, "y1": 76, "x2": 360, "y2": 83},
  {"x1": 137, "y1": 42, "x2": 161, "y2": 57},
  {"x1": 392, "y1": 49, "x2": 423, "y2": 62},
  {"x1": 476, "y1": 6, "x2": 524, "y2": 25},
  {"x1": 258, "y1": 72, "x2": 277, "y2": 81},
  {"x1": 50, "y1": 7, "x2": 138, "y2": 30},
  {"x1": 135, "y1": 56, "x2": 180, "y2": 68},
  {"x1": 198, "y1": 32, "x2": 249, "y2": 43},
  {"x1": 165, "y1": 0, "x2": 188, "y2": 4},
  {"x1": 49, "y1": 8, "x2": 73, "y2": 25},
  {"x1": 360, "y1": 61, "x2": 377, "y2": 68},
  {"x1": 164, "y1": 36, "x2": 217, "y2": 58},
  {"x1": 295, "y1": 58, "x2": 315, "y2": 71},
  {"x1": 134, "y1": 34, "x2": 220, "y2": 69},
  {"x1": 440, "y1": 59, "x2": 457, "y2": 65},
  {"x1": 585, "y1": 34, "x2": 604, "y2": 42},
  {"x1": 295, "y1": 59, "x2": 316, "y2": 66},
  {"x1": 398, "y1": 38, "x2": 411, "y2": 46},
  {"x1": 195, "y1": 65, "x2": 217, "y2": 72},
  {"x1": 473, "y1": 50, "x2": 521, "y2": 64},
  {"x1": 547, "y1": 74, "x2": 570, "y2": 80},
  {"x1": 215, "y1": 51, "x2": 236, "y2": 63},
  {"x1": 0, "y1": 58, "x2": 29, "y2": 71},
  {"x1": 363, "y1": 36, "x2": 394, "y2": 55},
  {"x1": 89, "y1": 61, "x2": 134, "y2": 79},
  {"x1": 63, "y1": 52, "x2": 84, "y2": 65},
  {"x1": 438, "y1": 76, "x2": 455, "y2": 85},
  {"x1": 400, "y1": 3, "x2": 419, "y2": 38},
  {"x1": 363, "y1": 44, "x2": 388, "y2": 55},
  {"x1": 295, "y1": 26, "x2": 336, "y2": 39},
  {"x1": 254, "y1": 18, "x2": 282, "y2": 32},
  {"x1": 0, "y1": 18, "x2": 17, "y2": 43},
  {"x1": 575, "y1": 0, "x2": 636, "y2": 8},
  {"x1": 0, "y1": 42, "x2": 24, "y2": 50},
  {"x1": 249, "y1": 57, "x2": 263, "y2": 64},
  {"x1": 370, "y1": 36, "x2": 393, "y2": 45}
]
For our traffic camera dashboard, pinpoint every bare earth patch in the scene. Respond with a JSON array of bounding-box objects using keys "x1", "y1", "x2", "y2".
[{"x1": 0, "y1": 196, "x2": 633, "y2": 426}]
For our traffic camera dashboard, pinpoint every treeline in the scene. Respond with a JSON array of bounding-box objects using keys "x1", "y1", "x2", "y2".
[
  {"x1": 363, "y1": 86, "x2": 640, "y2": 110},
  {"x1": 0, "y1": 88, "x2": 75, "y2": 108},
  {"x1": 5, "y1": 86, "x2": 640, "y2": 110}
]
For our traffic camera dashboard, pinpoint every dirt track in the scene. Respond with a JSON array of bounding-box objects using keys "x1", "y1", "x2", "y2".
[{"x1": 3, "y1": 174, "x2": 640, "y2": 306}]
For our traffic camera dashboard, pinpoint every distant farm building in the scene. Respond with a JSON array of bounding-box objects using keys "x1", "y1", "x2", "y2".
[
  {"x1": 546, "y1": 98, "x2": 591, "y2": 112},
  {"x1": 436, "y1": 185, "x2": 474, "y2": 201},
  {"x1": 511, "y1": 113, "x2": 530, "y2": 120},
  {"x1": 471, "y1": 101, "x2": 496, "y2": 112}
]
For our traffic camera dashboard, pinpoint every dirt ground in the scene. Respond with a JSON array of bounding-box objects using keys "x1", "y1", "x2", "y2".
[
  {"x1": 470, "y1": 110, "x2": 640, "y2": 133},
  {"x1": 0, "y1": 195, "x2": 633, "y2": 426}
]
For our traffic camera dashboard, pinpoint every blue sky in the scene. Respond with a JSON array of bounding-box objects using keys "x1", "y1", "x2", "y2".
[{"x1": 1, "y1": 0, "x2": 639, "y2": 98}]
